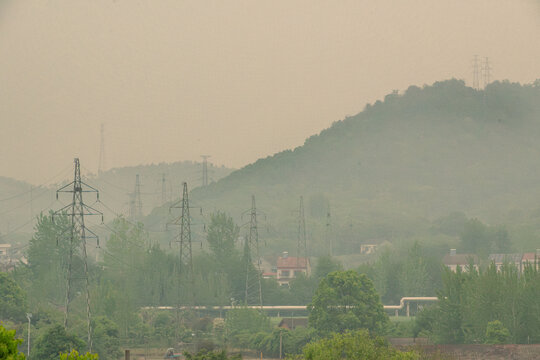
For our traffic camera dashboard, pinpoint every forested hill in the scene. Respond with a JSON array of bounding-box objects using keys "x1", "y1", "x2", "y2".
[{"x1": 189, "y1": 79, "x2": 540, "y2": 247}]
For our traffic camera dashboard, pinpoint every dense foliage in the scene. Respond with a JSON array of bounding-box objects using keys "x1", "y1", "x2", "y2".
[
  {"x1": 0, "y1": 272, "x2": 26, "y2": 322},
  {"x1": 415, "y1": 263, "x2": 540, "y2": 344},
  {"x1": 31, "y1": 325, "x2": 84, "y2": 360}
]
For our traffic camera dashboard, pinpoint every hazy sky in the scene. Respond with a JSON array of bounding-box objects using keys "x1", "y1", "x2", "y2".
[{"x1": 1, "y1": 0, "x2": 539, "y2": 185}]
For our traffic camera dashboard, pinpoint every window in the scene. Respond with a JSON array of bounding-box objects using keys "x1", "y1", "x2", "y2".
[{"x1": 281, "y1": 270, "x2": 290, "y2": 278}]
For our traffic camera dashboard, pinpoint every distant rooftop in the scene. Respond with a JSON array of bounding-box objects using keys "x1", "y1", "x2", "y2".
[
  {"x1": 277, "y1": 256, "x2": 309, "y2": 268},
  {"x1": 442, "y1": 253, "x2": 479, "y2": 265},
  {"x1": 489, "y1": 253, "x2": 522, "y2": 263}
]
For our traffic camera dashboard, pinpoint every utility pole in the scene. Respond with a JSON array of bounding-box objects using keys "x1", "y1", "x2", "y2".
[
  {"x1": 26, "y1": 313, "x2": 32, "y2": 359},
  {"x1": 54, "y1": 158, "x2": 103, "y2": 353},
  {"x1": 243, "y1": 195, "x2": 263, "y2": 309},
  {"x1": 296, "y1": 196, "x2": 307, "y2": 266},
  {"x1": 472, "y1": 55, "x2": 480, "y2": 90},
  {"x1": 201, "y1": 155, "x2": 211, "y2": 187},
  {"x1": 482, "y1": 57, "x2": 491, "y2": 89},
  {"x1": 129, "y1": 174, "x2": 143, "y2": 220},
  {"x1": 98, "y1": 123, "x2": 106, "y2": 175}
]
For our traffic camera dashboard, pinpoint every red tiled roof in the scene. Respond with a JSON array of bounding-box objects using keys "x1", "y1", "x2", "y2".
[
  {"x1": 277, "y1": 257, "x2": 308, "y2": 268},
  {"x1": 522, "y1": 253, "x2": 538, "y2": 262}
]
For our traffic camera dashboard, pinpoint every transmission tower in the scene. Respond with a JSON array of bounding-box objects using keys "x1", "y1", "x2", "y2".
[
  {"x1": 201, "y1": 155, "x2": 211, "y2": 187},
  {"x1": 296, "y1": 196, "x2": 307, "y2": 266},
  {"x1": 54, "y1": 158, "x2": 103, "y2": 353},
  {"x1": 326, "y1": 205, "x2": 333, "y2": 256},
  {"x1": 243, "y1": 195, "x2": 263, "y2": 309},
  {"x1": 161, "y1": 173, "x2": 167, "y2": 206},
  {"x1": 98, "y1": 123, "x2": 106, "y2": 174},
  {"x1": 129, "y1": 174, "x2": 143, "y2": 220},
  {"x1": 169, "y1": 182, "x2": 194, "y2": 302},
  {"x1": 472, "y1": 55, "x2": 480, "y2": 90},
  {"x1": 167, "y1": 182, "x2": 197, "y2": 342},
  {"x1": 482, "y1": 57, "x2": 491, "y2": 89}
]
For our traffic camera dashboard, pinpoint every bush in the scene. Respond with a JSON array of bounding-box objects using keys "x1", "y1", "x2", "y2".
[
  {"x1": 485, "y1": 320, "x2": 510, "y2": 344},
  {"x1": 300, "y1": 330, "x2": 418, "y2": 360},
  {"x1": 59, "y1": 350, "x2": 99, "y2": 359}
]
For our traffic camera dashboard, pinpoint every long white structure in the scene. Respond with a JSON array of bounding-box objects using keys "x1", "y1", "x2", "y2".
[{"x1": 142, "y1": 297, "x2": 439, "y2": 317}]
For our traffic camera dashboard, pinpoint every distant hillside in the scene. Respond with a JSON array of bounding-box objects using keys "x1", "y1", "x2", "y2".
[
  {"x1": 0, "y1": 161, "x2": 233, "y2": 242},
  {"x1": 187, "y1": 79, "x2": 540, "y2": 255}
]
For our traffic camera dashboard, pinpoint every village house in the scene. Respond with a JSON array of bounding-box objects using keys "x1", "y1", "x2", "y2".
[
  {"x1": 276, "y1": 251, "x2": 310, "y2": 286},
  {"x1": 360, "y1": 244, "x2": 378, "y2": 255},
  {"x1": 442, "y1": 249, "x2": 479, "y2": 272},
  {"x1": 521, "y1": 250, "x2": 539, "y2": 271},
  {"x1": 278, "y1": 317, "x2": 309, "y2": 330},
  {"x1": 488, "y1": 253, "x2": 523, "y2": 272},
  {"x1": 0, "y1": 243, "x2": 11, "y2": 257}
]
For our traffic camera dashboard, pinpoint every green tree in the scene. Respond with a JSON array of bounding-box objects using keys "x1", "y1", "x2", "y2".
[
  {"x1": 398, "y1": 242, "x2": 430, "y2": 297},
  {"x1": 206, "y1": 212, "x2": 239, "y2": 260},
  {"x1": 92, "y1": 317, "x2": 121, "y2": 360},
  {"x1": 27, "y1": 212, "x2": 74, "y2": 305},
  {"x1": 31, "y1": 324, "x2": 84, "y2": 360},
  {"x1": 308, "y1": 270, "x2": 388, "y2": 335},
  {"x1": 0, "y1": 324, "x2": 26, "y2": 360},
  {"x1": 301, "y1": 330, "x2": 418, "y2": 360},
  {"x1": 101, "y1": 217, "x2": 147, "y2": 337},
  {"x1": 0, "y1": 272, "x2": 26, "y2": 322},
  {"x1": 203, "y1": 212, "x2": 245, "y2": 305}
]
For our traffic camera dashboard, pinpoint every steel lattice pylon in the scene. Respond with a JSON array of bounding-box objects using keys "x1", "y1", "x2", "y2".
[
  {"x1": 169, "y1": 182, "x2": 194, "y2": 304},
  {"x1": 296, "y1": 196, "x2": 307, "y2": 266},
  {"x1": 54, "y1": 158, "x2": 102, "y2": 353},
  {"x1": 243, "y1": 195, "x2": 263, "y2": 309}
]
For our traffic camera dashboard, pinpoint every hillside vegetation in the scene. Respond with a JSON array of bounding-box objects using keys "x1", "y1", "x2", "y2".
[{"x1": 188, "y1": 79, "x2": 540, "y2": 255}]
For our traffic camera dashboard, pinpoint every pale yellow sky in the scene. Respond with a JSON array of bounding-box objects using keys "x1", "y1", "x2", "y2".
[{"x1": 0, "y1": 0, "x2": 539, "y2": 184}]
